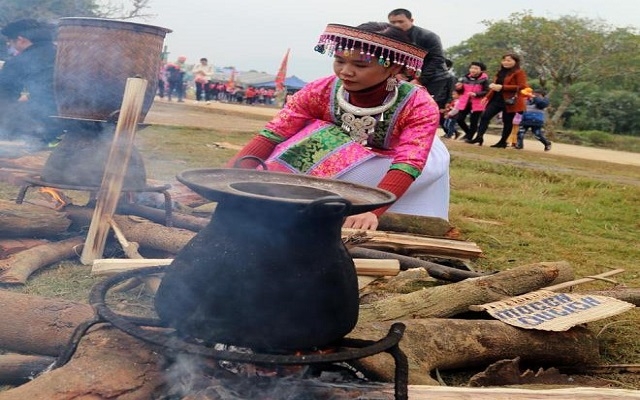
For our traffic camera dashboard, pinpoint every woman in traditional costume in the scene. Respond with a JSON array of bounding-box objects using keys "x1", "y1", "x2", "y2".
[{"x1": 230, "y1": 22, "x2": 450, "y2": 230}]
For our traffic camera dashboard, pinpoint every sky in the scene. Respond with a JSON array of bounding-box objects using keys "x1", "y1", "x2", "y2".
[{"x1": 136, "y1": 0, "x2": 640, "y2": 83}]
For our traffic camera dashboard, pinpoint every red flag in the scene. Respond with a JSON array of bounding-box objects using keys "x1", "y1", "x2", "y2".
[{"x1": 275, "y1": 49, "x2": 290, "y2": 92}]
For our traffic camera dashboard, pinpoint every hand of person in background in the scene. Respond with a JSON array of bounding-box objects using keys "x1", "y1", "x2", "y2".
[{"x1": 343, "y1": 212, "x2": 379, "y2": 230}]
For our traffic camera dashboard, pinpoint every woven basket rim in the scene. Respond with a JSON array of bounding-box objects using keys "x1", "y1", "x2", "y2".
[{"x1": 58, "y1": 17, "x2": 172, "y2": 36}]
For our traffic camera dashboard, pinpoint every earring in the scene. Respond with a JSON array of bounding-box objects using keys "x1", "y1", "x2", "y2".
[{"x1": 386, "y1": 76, "x2": 398, "y2": 91}]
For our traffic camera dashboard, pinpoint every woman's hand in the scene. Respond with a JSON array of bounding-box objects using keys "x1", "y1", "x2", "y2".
[
  {"x1": 489, "y1": 83, "x2": 502, "y2": 91},
  {"x1": 343, "y1": 212, "x2": 379, "y2": 231}
]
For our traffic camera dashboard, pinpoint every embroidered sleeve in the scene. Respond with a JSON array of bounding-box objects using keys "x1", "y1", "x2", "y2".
[{"x1": 386, "y1": 88, "x2": 439, "y2": 178}]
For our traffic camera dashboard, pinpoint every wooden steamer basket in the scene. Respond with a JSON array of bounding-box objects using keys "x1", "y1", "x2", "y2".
[{"x1": 54, "y1": 18, "x2": 171, "y2": 122}]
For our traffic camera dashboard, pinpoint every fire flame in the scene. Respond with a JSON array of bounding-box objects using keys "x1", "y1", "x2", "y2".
[{"x1": 38, "y1": 187, "x2": 70, "y2": 210}]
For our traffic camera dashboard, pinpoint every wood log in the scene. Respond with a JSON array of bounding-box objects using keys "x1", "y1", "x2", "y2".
[
  {"x1": 0, "y1": 200, "x2": 71, "y2": 238},
  {"x1": 0, "y1": 324, "x2": 622, "y2": 400},
  {"x1": 586, "y1": 288, "x2": 640, "y2": 306},
  {"x1": 0, "y1": 354, "x2": 56, "y2": 385},
  {"x1": 0, "y1": 290, "x2": 94, "y2": 356},
  {"x1": 349, "y1": 246, "x2": 484, "y2": 282},
  {"x1": 80, "y1": 77, "x2": 148, "y2": 265},
  {"x1": 378, "y1": 212, "x2": 454, "y2": 237},
  {"x1": 116, "y1": 202, "x2": 209, "y2": 232},
  {"x1": 358, "y1": 261, "x2": 574, "y2": 323},
  {"x1": 349, "y1": 319, "x2": 600, "y2": 386},
  {"x1": 0, "y1": 238, "x2": 49, "y2": 259},
  {"x1": 0, "y1": 236, "x2": 84, "y2": 284},
  {"x1": 65, "y1": 205, "x2": 195, "y2": 254},
  {"x1": 0, "y1": 327, "x2": 165, "y2": 400}
]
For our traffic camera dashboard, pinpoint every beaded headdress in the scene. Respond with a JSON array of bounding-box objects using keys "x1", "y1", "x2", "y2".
[{"x1": 315, "y1": 23, "x2": 426, "y2": 78}]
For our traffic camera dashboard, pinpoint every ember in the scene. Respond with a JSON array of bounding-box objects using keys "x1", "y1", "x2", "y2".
[{"x1": 37, "y1": 187, "x2": 70, "y2": 210}]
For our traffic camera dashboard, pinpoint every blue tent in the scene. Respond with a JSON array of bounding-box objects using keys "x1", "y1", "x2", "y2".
[{"x1": 253, "y1": 75, "x2": 307, "y2": 89}]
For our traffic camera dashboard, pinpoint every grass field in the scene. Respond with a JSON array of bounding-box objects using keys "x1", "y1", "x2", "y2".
[{"x1": 1, "y1": 124, "x2": 639, "y2": 389}]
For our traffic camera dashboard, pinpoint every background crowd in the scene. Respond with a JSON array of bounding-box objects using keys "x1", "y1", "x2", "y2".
[
  {"x1": 0, "y1": 9, "x2": 555, "y2": 153},
  {"x1": 156, "y1": 56, "x2": 278, "y2": 106}
]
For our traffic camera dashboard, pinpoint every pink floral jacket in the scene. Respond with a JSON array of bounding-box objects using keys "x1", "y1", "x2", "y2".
[{"x1": 259, "y1": 76, "x2": 440, "y2": 179}]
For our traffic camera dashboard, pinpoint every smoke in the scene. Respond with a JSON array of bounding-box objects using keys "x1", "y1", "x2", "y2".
[{"x1": 163, "y1": 351, "x2": 310, "y2": 399}]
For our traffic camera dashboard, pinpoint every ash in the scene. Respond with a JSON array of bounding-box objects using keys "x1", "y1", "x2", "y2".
[{"x1": 159, "y1": 351, "x2": 388, "y2": 400}]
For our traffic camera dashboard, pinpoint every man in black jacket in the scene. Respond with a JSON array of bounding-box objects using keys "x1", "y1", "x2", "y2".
[
  {"x1": 0, "y1": 19, "x2": 60, "y2": 146},
  {"x1": 388, "y1": 9, "x2": 451, "y2": 109}
]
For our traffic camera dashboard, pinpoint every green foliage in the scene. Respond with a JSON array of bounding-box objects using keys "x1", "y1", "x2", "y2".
[
  {"x1": 0, "y1": 0, "x2": 151, "y2": 25},
  {"x1": 0, "y1": 0, "x2": 98, "y2": 24},
  {"x1": 563, "y1": 89, "x2": 640, "y2": 135},
  {"x1": 447, "y1": 11, "x2": 640, "y2": 133}
]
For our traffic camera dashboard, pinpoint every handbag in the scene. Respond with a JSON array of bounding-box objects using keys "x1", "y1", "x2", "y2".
[{"x1": 505, "y1": 93, "x2": 518, "y2": 105}]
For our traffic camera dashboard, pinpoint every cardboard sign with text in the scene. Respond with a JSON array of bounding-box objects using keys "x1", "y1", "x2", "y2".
[{"x1": 476, "y1": 290, "x2": 635, "y2": 331}]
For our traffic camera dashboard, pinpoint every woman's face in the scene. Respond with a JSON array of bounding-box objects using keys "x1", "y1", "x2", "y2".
[
  {"x1": 468, "y1": 65, "x2": 482, "y2": 77},
  {"x1": 501, "y1": 56, "x2": 517, "y2": 69},
  {"x1": 333, "y1": 52, "x2": 393, "y2": 92}
]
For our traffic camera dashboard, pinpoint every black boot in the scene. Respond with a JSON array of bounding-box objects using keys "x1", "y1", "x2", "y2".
[
  {"x1": 466, "y1": 134, "x2": 484, "y2": 146},
  {"x1": 491, "y1": 130, "x2": 510, "y2": 148}
]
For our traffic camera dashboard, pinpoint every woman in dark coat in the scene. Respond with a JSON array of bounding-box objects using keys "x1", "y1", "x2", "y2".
[
  {"x1": 466, "y1": 53, "x2": 528, "y2": 147},
  {"x1": 0, "y1": 19, "x2": 59, "y2": 145}
]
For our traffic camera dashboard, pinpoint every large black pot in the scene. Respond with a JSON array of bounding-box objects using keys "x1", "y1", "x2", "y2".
[{"x1": 154, "y1": 168, "x2": 395, "y2": 351}]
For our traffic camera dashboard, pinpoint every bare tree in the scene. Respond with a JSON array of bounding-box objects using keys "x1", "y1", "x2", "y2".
[
  {"x1": 94, "y1": 0, "x2": 154, "y2": 20},
  {"x1": 0, "y1": 0, "x2": 154, "y2": 26}
]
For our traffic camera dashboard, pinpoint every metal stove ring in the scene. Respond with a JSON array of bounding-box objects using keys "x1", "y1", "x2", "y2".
[{"x1": 57, "y1": 266, "x2": 409, "y2": 399}]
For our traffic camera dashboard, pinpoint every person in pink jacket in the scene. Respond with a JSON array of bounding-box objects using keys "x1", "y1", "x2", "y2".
[{"x1": 454, "y1": 61, "x2": 490, "y2": 141}]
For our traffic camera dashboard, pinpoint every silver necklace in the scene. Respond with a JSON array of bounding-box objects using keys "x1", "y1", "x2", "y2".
[{"x1": 336, "y1": 85, "x2": 398, "y2": 144}]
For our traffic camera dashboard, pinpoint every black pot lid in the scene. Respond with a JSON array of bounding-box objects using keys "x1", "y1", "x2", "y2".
[{"x1": 177, "y1": 168, "x2": 396, "y2": 214}]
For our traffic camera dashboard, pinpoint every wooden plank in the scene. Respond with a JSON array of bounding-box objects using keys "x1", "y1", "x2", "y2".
[
  {"x1": 357, "y1": 276, "x2": 378, "y2": 290},
  {"x1": 80, "y1": 78, "x2": 148, "y2": 265},
  {"x1": 91, "y1": 258, "x2": 400, "y2": 277},
  {"x1": 409, "y1": 385, "x2": 640, "y2": 400},
  {"x1": 405, "y1": 385, "x2": 640, "y2": 399},
  {"x1": 342, "y1": 227, "x2": 483, "y2": 259}
]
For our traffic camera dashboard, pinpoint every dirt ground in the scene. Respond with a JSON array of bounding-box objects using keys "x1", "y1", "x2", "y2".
[{"x1": 145, "y1": 98, "x2": 640, "y2": 167}]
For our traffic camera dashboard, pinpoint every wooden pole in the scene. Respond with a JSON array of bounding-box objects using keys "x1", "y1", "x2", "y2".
[{"x1": 80, "y1": 78, "x2": 148, "y2": 265}]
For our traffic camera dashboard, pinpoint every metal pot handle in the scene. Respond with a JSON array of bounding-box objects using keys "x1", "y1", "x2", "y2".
[
  {"x1": 233, "y1": 155, "x2": 268, "y2": 170},
  {"x1": 304, "y1": 195, "x2": 352, "y2": 217}
]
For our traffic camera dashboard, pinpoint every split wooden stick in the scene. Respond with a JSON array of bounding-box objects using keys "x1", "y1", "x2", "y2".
[{"x1": 80, "y1": 78, "x2": 148, "y2": 265}]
